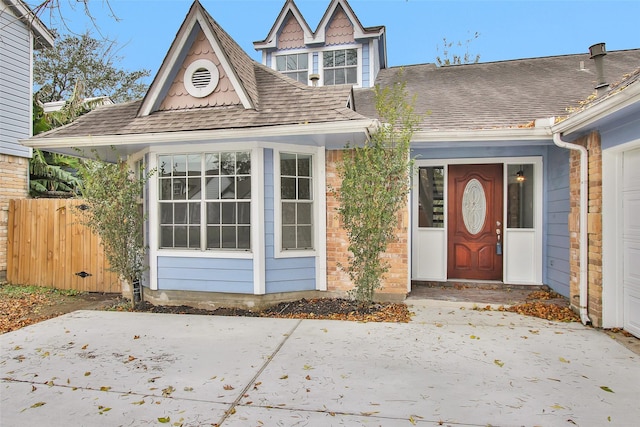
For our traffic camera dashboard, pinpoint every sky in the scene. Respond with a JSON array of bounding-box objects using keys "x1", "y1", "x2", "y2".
[{"x1": 32, "y1": 0, "x2": 639, "y2": 84}]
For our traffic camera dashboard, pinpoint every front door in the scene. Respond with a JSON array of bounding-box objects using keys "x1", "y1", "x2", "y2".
[{"x1": 447, "y1": 164, "x2": 503, "y2": 280}]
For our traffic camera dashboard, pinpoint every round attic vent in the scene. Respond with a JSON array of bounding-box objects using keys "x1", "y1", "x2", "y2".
[{"x1": 184, "y1": 59, "x2": 219, "y2": 98}]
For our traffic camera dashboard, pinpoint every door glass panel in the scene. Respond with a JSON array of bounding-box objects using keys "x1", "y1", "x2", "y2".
[
  {"x1": 417, "y1": 167, "x2": 444, "y2": 228},
  {"x1": 462, "y1": 179, "x2": 486, "y2": 235},
  {"x1": 507, "y1": 164, "x2": 534, "y2": 228}
]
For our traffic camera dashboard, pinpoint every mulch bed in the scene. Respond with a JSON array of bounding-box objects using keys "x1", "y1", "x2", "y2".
[{"x1": 128, "y1": 298, "x2": 413, "y2": 323}]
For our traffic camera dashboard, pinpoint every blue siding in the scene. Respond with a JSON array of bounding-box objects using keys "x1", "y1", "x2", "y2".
[
  {"x1": 601, "y1": 114, "x2": 640, "y2": 150},
  {"x1": 362, "y1": 43, "x2": 370, "y2": 88},
  {"x1": 412, "y1": 144, "x2": 549, "y2": 160},
  {"x1": 545, "y1": 146, "x2": 570, "y2": 297},
  {"x1": 0, "y1": 6, "x2": 32, "y2": 157},
  {"x1": 264, "y1": 148, "x2": 316, "y2": 293},
  {"x1": 157, "y1": 256, "x2": 253, "y2": 293}
]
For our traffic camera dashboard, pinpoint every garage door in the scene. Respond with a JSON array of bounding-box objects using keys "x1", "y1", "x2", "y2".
[{"x1": 623, "y1": 148, "x2": 640, "y2": 338}]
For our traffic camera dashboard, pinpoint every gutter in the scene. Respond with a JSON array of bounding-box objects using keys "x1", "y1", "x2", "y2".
[{"x1": 552, "y1": 131, "x2": 591, "y2": 325}]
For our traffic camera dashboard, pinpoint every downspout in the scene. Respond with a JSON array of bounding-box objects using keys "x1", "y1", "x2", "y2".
[{"x1": 552, "y1": 132, "x2": 591, "y2": 325}]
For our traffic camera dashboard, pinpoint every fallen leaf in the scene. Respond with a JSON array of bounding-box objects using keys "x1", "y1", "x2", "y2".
[
  {"x1": 158, "y1": 416, "x2": 171, "y2": 423},
  {"x1": 305, "y1": 375, "x2": 311, "y2": 380},
  {"x1": 494, "y1": 360, "x2": 504, "y2": 367},
  {"x1": 303, "y1": 364, "x2": 314, "y2": 370},
  {"x1": 100, "y1": 386, "x2": 111, "y2": 392},
  {"x1": 279, "y1": 375, "x2": 289, "y2": 380},
  {"x1": 223, "y1": 384, "x2": 234, "y2": 390},
  {"x1": 81, "y1": 344, "x2": 88, "y2": 350},
  {"x1": 127, "y1": 355, "x2": 137, "y2": 362},
  {"x1": 132, "y1": 400, "x2": 145, "y2": 405},
  {"x1": 162, "y1": 386, "x2": 175, "y2": 397},
  {"x1": 551, "y1": 404, "x2": 565, "y2": 410},
  {"x1": 30, "y1": 402, "x2": 46, "y2": 408},
  {"x1": 184, "y1": 387, "x2": 193, "y2": 392},
  {"x1": 559, "y1": 357, "x2": 570, "y2": 364},
  {"x1": 133, "y1": 335, "x2": 140, "y2": 339},
  {"x1": 84, "y1": 372, "x2": 91, "y2": 376},
  {"x1": 600, "y1": 386, "x2": 614, "y2": 393}
]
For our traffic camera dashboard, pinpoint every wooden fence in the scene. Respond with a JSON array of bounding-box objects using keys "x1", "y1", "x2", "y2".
[{"x1": 6, "y1": 199, "x2": 121, "y2": 293}]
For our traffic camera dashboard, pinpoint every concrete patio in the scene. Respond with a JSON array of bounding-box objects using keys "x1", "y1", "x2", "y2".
[{"x1": 1, "y1": 301, "x2": 639, "y2": 426}]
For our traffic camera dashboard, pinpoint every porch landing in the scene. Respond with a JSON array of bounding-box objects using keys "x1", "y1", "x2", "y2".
[{"x1": 407, "y1": 281, "x2": 562, "y2": 307}]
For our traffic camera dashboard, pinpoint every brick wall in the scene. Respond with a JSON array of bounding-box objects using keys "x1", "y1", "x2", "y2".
[
  {"x1": 568, "y1": 131, "x2": 603, "y2": 326},
  {"x1": 0, "y1": 154, "x2": 29, "y2": 280},
  {"x1": 325, "y1": 150, "x2": 409, "y2": 298}
]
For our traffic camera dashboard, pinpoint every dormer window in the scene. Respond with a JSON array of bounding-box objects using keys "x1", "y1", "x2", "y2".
[
  {"x1": 276, "y1": 53, "x2": 309, "y2": 84},
  {"x1": 323, "y1": 49, "x2": 357, "y2": 85}
]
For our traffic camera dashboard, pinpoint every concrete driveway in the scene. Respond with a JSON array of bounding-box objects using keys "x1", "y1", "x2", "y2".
[{"x1": 1, "y1": 301, "x2": 639, "y2": 426}]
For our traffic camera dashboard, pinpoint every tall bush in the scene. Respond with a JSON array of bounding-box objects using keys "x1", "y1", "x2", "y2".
[
  {"x1": 78, "y1": 155, "x2": 154, "y2": 305},
  {"x1": 337, "y1": 78, "x2": 420, "y2": 303}
]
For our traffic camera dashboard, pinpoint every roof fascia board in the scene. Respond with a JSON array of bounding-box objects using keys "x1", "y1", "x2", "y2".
[
  {"x1": 22, "y1": 119, "x2": 378, "y2": 149},
  {"x1": 3, "y1": 0, "x2": 54, "y2": 48},
  {"x1": 552, "y1": 83, "x2": 640, "y2": 135},
  {"x1": 253, "y1": 0, "x2": 313, "y2": 49},
  {"x1": 197, "y1": 9, "x2": 254, "y2": 109}
]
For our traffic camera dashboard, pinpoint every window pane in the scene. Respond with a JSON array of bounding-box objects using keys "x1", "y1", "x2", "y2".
[
  {"x1": 207, "y1": 226, "x2": 220, "y2": 248},
  {"x1": 346, "y1": 49, "x2": 357, "y2": 65},
  {"x1": 324, "y1": 70, "x2": 335, "y2": 85},
  {"x1": 298, "y1": 225, "x2": 312, "y2": 249},
  {"x1": 335, "y1": 50, "x2": 345, "y2": 66},
  {"x1": 335, "y1": 69, "x2": 346, "y2": 85},
  {"x1": 205, "y1": 177, "x2": 220, "y2": 199},
  {"x1": 298, "y1": 53, "x2": 308, "y2": 69},
  {"x1": 346, "y1": 67, "x2": 357, "y2": 84},
  {"x1": 281, "y1": 153, "x2": 297, "y2": 176},
  {"x1": 205, "y1": 153, "x2": 219, "y2": 175},
  {"x1": 417, "y1": 167, "x2": 444, "y2": 228},
  {"x1": 297, "y1": 203, "x2": 312, "y2": 225},
  {"x1": 174, "y1": 203, "x2": 187, "y2": 224},
  {"x1": 159, "y1": 156, "x2": 172, "y2": 177},
  {"x1": 173, "y1": 155, "x2": 186, "y2": 176},
  {"x1": 281, "y1": 177, "x2": 296, "y2": 199},
  {"x1": 221, "y1": 227, "x2": 236, "y2": 248},
  {"x1": 282, "y1": 225, "x2": 296, "y2": 249},
  {"x1": 221, "y1": 177, "x2": 235, "y2": 199},
  {"x1": 236, "y1": 151, "x2": 251, "y2": 174},
  {"x1": 160, "y1": 226, "x2": 173, "y2": 248},
  {"x1": 238, "y1": 226, "x2": 250, "y2": 249},
  {"x1": 222, "y1": 202, "x2": 236, "y2": 224},
  {"x1": 298, "y1": 178, "x2": 311, "y2": 200},
  {"x1": 172, "y1": 178, "x2": 186, "y2": 200},
  {"x1": 296, "y1": 71, "x2": 308, "y2": 83},
  {"x1": 187, "y1": 177, "x2": 201, "y2": 200},
  {"x1": 160, "y1": 204, "x2": 173, "y2": 224},
  {"x1": 160, "y1": 179, "x2": 172, "y2": 200},
  {"x1": 282, "y1": 202, "x2": 295, "y2": 224},
  {"x1": 236, "y1": 176, "x2": 251, "y2": 199},
  {"x1": 298, "y1": 155, "x2": 311, "y2": 177},
  {"x1": 276, "y1": 55, "x2": 286, "y2": 71},
  {"x1": 189, "y1": 226, "x2": 200, "y2": 248},
  {"x1": 220, "y1": 152, "x2": 235, "y2": 175},
  {"x1": 323, "y1": 51, "x2": 333, "y2": 67},
  {"x1": 237, "y1": 202, "x2": 250, "y2": 225},
  {"x1": 188, "y1": 202, "x2": 200, "y2": 224},
  {"x1": 507, "y1": 164, "x2": 534, "y2": 229},
  {"x1": 187, "y1": 154, "x2": 201, "y2": 176},
  {"x1": 174, "y1": 226, "x2": 187, "y2": 247},
  {"x1": 286, "y1": 55, "x2": 297, "y2": 71},
  {"x1": 207, "y1": 202, "x2": 220, "y2": 225}
]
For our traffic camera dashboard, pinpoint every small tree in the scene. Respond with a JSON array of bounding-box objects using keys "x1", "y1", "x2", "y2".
[
  {"x1": 336, "y1": 78, "x2": 420, "y2": 303},
  {"x1": 78, "y1": 154, "x2": 154, "y2": 306}
]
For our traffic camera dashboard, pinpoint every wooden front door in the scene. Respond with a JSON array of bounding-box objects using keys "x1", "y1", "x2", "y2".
[{"x1": 447, "y1": 164, "x2": 503, "y2": 280}]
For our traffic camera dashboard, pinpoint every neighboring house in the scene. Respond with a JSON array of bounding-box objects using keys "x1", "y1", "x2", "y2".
[
  {"x1": 23, "y1": 0, "x2": 640, "y2": 337},
  {"x1": 0, "y1": 0, "x2": 54, "y2": 280}
]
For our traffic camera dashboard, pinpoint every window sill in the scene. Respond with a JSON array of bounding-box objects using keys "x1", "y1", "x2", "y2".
[
  {"x1": 156, "y1": 249, "x2": 253, "y2": 259},
  {"x1": 274, "y1": 249, "x2": 317, "y2": 259}
]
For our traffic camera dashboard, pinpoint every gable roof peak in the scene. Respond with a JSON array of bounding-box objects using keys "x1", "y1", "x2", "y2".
[{"x1": 138, "y1": 0, "x2": 258, "y2": 117}]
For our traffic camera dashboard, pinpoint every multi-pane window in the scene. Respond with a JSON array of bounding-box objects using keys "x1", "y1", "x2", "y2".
[
  {"x1": 276, "y1": 53, "x2": 309, "y2": 84},
  {"x1": 323, "y1": 49, "x2": 357, "y2": 85},
  {"x1": 158, "y1": 152, "x2": 251, "y2": 250},
  {"x1": 417, "y1": 167, "x2": 444, "y2": 228},
  {"x1": 280, "y1": 153, "x2": 313, "y2": 250}
]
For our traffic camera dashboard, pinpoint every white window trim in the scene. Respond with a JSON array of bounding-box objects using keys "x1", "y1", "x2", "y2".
[
  {"x1": 274, "y1": 146, "x2": 322, "y2": 259},
  {"x1": 269, "y1": 45, "x2": 362, "y2": 88}
]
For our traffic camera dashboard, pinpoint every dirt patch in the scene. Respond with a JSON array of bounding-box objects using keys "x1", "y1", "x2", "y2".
[{"x1": 0, "y1": 283, "x2": 120, "y2": 334}]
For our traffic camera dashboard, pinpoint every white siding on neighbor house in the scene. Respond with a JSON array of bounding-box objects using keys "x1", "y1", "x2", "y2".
[
  {"x1": 263, "y1": 149, "x2": 316, "y2": 293},
  {"x1": 0, "y1": 3, "x2": 33, "y2": 157},
  {"x1": 545, "y1": 146, "x2": 571, "y2": 297}
]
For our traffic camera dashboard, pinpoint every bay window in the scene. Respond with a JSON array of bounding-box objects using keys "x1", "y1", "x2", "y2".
[{"x1": 158, "y1": 151, "x2": 251, "y2": 250}]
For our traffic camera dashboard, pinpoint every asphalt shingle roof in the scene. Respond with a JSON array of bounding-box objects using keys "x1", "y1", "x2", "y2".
[{"x1": 354, "y1": 49, "x2": 640, "y2": 131}]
